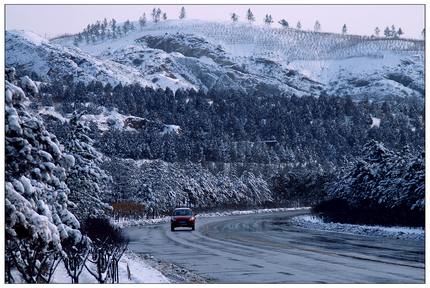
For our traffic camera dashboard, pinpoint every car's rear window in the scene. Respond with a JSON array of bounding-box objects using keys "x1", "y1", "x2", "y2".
[{"x1": 173, "y1": 209, "x2": 192, "y2": 216}]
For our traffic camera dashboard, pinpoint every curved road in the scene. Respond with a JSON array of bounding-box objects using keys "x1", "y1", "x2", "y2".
[{"x1": 124, "y1": 209, "x2": 424, "y2": 283}]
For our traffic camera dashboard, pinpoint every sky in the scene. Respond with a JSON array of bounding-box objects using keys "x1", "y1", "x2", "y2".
[{"x1": 4, "y1": 2, "x2": 426, "y2": 40}]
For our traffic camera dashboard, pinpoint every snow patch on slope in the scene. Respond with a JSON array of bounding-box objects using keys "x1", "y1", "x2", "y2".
[{"x1": 9, "y1": 30, "x2": 48, "y2": 46}]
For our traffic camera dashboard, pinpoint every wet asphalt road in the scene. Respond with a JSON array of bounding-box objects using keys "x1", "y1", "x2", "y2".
[{"x1": 124, "y1": 209, "x2": 425, "y2": 283}]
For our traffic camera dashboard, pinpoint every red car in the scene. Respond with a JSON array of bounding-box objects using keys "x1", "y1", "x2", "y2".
[{"x1": 171, "y1": 208, "x2": 196, "y2": 231}]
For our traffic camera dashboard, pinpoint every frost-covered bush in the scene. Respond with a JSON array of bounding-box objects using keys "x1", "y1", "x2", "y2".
[
  {"x1": 5, "y1": 70, "x2": 81, "y2": 283},
  {"x1": 81, "y1": 217, "x2": 129, "y2": 283}
]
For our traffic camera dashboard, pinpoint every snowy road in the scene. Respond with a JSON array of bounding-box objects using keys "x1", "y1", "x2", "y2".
[{"x1": 124, "y1": 210, "x2": 424, "y2": 283}]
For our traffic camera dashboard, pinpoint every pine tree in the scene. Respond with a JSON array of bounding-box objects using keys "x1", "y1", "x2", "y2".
[
  {"x1": 296, "y1": 20, "x2": 302, "y2": 30},
  {"x1": 246, "y1": 8, "x2": 255, "y2": 24},
  {"x1": 384, "y1": 26, "x2": 391, "y2": 37},
  {"x1": 163, "y1": 13, "x2": 167, "y2": 20},
  {"x1": 110, "y1": 18, "x2": 117, "y2": 39},
  {"x1": 101, "y1": 18, "x2": 107, "y2": 40},
  {"x1": 84, "y1": 24, "x2": 91, "y2": 44},
  {"x1": 179, "y1": 6, "x2": 186, "y2": 19},
  {"x1": 397, "y1": 27, "x2": 404, "y2": 37},
  {"x1": 278, "y1": 19, "x2": 289, "y2": 28},
  {"x1": 123, "y1": 19, "x2": 130, "y2": 35}
]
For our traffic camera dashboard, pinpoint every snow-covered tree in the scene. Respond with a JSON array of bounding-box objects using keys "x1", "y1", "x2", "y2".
[
  {"x1": 296, "y1": 20, "x2": 302, "y2": 30},
  {"x1": 179, "y1": 6, "x2": 186, "y2": 19},
  {"x1": 63, "y1": 110, "x2": 112, "y2": 222},
  {"x1": 319, "y1": 140, "x2": 425, "y2": 227},
  {"x1": 246, "y1": 8, "x2": 255, "y2": 24},
  {"x1": 5, "y1": 70, "x2": 81, "y2": 283},
  {"x1": 101, "y1": 157, "x2": 142, "y2": 203},
  {"x1": 162, "y1": 12, "x2": 167, "y2": 21},
  {"x1": 278, "y1": 19, "x2": 289, "y2": 28},
  {"x1": 240, "y1": 171, "x2": 273, "y2": 206}
]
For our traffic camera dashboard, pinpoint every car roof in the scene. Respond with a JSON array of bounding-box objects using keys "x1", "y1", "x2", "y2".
[{"x1": 174, "y1": 207, "x2": 191, "y2": 210}]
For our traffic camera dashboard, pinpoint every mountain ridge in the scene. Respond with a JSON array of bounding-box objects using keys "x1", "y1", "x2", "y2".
[{"x1": 6, "y1": 19, "x2": 425, "y2": 101}]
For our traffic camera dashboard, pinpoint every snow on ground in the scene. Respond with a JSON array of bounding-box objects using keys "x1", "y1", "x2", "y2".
[
  {"x1": 286, "y1": 53, "x2": 402, "y2": 86},
  {"x1": 49, "y1": 250, "x2": 171, "y2": 284},
  {"x1": 290, "y1": 214, "x2": 425, "y2": 241},
  {"x1": 371, "y1": 117, "x2": 381, "y2": 128},
  {"x1": 9, "y1": 30, "x2": 48, "y2": 46}
]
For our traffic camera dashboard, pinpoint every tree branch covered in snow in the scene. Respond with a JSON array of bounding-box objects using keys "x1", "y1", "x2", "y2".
[{"x1": 5, "y1": 70, "x2": 82, "y2": 283}]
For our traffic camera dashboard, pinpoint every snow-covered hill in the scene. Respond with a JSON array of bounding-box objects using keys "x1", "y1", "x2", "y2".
[{"x1": 6, "y1": 19, "x2": 425, "y2": 100}]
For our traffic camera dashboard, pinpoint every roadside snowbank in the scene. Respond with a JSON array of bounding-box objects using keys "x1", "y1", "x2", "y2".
[{"x1": 290, "y1": 215, "x2": 425, "y2": 241}]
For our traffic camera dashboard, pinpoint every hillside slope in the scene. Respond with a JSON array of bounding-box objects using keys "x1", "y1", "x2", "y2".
[{"x1": 7, "y1": 19, "x2": 425, "y2": 100}]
